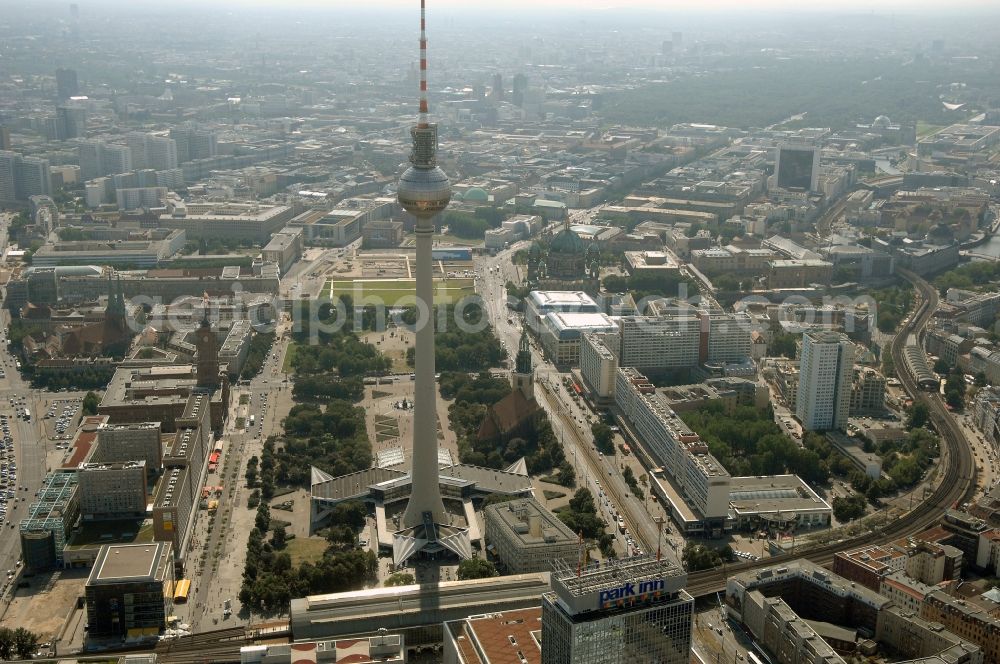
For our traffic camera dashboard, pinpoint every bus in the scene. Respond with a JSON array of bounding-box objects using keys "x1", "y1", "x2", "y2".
[{"x1": 173, "y1": 578, "x2": 191, "y2": 604}]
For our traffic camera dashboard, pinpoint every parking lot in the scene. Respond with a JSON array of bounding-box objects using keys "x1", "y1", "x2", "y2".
[
  {"x1": 46, "y1": 398, "x2": 82, "y2": 444},
  {"x1": 0, "y1": 413, "x2": 21, "y2": 532}
]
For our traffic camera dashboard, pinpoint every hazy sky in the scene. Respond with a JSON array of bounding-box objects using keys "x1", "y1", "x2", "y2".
[
  {"x1": 210, "y1": 0, "x2": 997, "y2": 9},
  {"x1": 68, "y1": 0, "x2": 998, "y2": 12}
]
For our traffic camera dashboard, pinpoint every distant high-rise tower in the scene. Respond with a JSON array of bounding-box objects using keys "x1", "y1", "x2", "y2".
[
  {"x1": 672, "y1": 31, "x2": 683, "y2": 49},
  {"x1": 56, "y1": 105, "x2": 86, "y2": 140},
  {"x1": 70, "y1": 4, "x2": 80, "y2": 41},
  {"x1": 195, "y1": 317, "x2": 220, "y2": 389},
  {"x1": 492, "y1": 72, "x2": 504, "y2": 101},
  {"x1": 796, "y1": 330, "x2": 854, "y2": 432},
  {"x1": 0, "y1": 151, "x2": 16, "y2": 203},
  {"x1": 0, "y1": 126, "x2": 10, "y2": 151},
  {"x1": 393, "y1": 0, "x2": 470, "y2": 567},
  {"x1": 55, "y1": 68, "x2": 79, "y2": 101},
  {"x1": 512, "y1": 73, "x2": 527, "y2": 107}
]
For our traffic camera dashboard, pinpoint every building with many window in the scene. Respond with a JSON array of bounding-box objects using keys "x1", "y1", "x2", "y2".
[
  {"x1": 261, "y1": 228, "x2": 304, "y2": 275},
  {"x1": 580, "y1": 332, "x2": 619, "y2": 405},
  {"x1": 614, "y1": 368, "x2": 731, "y2": 536},
  {"x1": 19, "y1": 471, "x2": 80, "y2": 570},
  {"x1": 93, "y1": 422, "x2": 163, "y2": 473},
  {"x1": 483, "y1": 497, "x2": 577, "y2": 575},
  {"x1": 84, "y1": 542, "x2": 174, "y2": 639},
  {"x1": 541, "y1": 556, "x2": 693, "y2": 664},
  {"x1": 77, "y1": 461, "x2": 148, "y2": 520},
  {"x1": 796, "y1": 331, "x2": 854, "y2": 432},
  {"x1": 539, "y1": 311, "x2": 616, "y2": 367},
  {"x1": 850, "y1": 367, "x2": 887, "y2": 416}
]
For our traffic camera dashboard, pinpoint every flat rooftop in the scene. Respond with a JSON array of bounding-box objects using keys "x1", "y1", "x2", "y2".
[
  {"x1": 447, "y1": 608, "x2": 542, "y2": 664},
  {"x1": 528, "y1": 290, "x2": 598, "y2": 309},
  {"x1": 89, "y1": 542, "x2": 170, "y2": 585},
  {"x1": 544, "y1": 311, "x2": 616, "y2": 333},
  {"x1": 485, "y1": 497, "x2": 576, "y2": 548},
  {"x1": 729, "y1": 475, "x2": 832, "y2": 515}
]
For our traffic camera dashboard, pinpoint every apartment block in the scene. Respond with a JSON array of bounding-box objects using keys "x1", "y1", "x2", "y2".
[
  {"x1": 796, "y1": 331, "x2": 854, "y2": 432},
  {"x1": 77, "y1": 461, "x2": 148, "y2": 520}
]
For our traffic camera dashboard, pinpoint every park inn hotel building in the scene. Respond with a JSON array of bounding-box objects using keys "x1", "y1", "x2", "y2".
[{"x1": 541, "y1": 556, "x2": 694, "y2": 664}]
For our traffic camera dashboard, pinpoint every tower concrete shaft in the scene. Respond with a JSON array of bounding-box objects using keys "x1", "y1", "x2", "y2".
[
  {"x1": 397, "y1": 0, "x2": 451, "y2": 530},
  {"x1": 400, "y1": 218, "x2": 447, "y2": 528}
]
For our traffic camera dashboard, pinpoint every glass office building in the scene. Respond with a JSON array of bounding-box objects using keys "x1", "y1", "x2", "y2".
[{"x1": 541, "y1": 556, "x2": 694, "y2": 664}]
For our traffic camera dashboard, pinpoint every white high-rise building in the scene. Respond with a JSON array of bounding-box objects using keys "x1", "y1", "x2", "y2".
[
  {"x1": 0, "y1": 151, "x2": 16, "y2": 202},
  {"x1": 102, "y1": 144, "x2": 132, "y2": 175},
  {"x1": 78, "y1": 140, "x2": 104, "y2": 181},
  {"x1": 128, "y1": 132, "x2": 178, "y2": 171},
  {"x1": 796, "y1": 331, "x2": 855, "y2": 432},
  {"x1": 78, "y1": 140, "x2": 132, "y2": 180}
]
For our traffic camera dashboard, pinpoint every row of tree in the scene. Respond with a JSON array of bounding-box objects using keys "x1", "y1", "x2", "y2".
[
  {"x1": 289, "y1": 331, "x2": 391, "y2": 377},
  {"x1": 555, "y1": 488, "x2": 615, "y2": 557},
  {"x1": 240, "y1": 332, "x2": 276, "y2": 380},
  {"x1": 292, "y1": 376, "x2": 364, "y2": 402}
]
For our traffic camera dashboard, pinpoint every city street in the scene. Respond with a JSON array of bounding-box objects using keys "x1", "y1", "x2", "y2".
[
  {"x1": 181, "y1": 318, "x2": 296, "y2": 631},
  {"x1": 474, "y1": 246, "x2": 678, "y2": 563}
]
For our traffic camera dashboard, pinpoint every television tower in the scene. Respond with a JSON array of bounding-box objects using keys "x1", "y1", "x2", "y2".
[{"x1": 397, "y1": 0, "x2": 451, "y2": 531}]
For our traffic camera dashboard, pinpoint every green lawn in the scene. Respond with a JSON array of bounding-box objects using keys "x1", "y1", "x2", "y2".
[
  {"x1": 282, "y1": 341, "x2": 298, "y2": 373},
  {"x1": 286, "y1": 536, "x2": 330, "y2": 566},
  {"x1": 917, "y1": 121, "x2": 944, "y2": 138},
  {"x1": 325, "y1": 277, "x2": 476, "y2": 307}
]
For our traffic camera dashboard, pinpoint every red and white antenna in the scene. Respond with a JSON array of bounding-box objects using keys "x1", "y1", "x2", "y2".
[
  {"x1": 576, "y1": 530, "x2": 584, "y2": 577},
  {"x1": 418, "y1": 0, "x2": 429, "y2": 128}
]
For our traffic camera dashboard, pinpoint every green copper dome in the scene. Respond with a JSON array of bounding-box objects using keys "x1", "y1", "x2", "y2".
[
  {"x1": 463, "y1": 187, "x2": 489, "y2": 202},
  {"x1": 549, "y1": 225, "x2": 586, "y2": 254}
]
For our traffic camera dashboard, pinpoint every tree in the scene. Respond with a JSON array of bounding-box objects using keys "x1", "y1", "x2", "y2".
[
  {"x1": 933, "y1": 358, "x2": 950, "y2": 374},
  {"x1": 12, "y1": 627, "x2": 38, "y2": 659},
  {"x1": 247, "y1": 489, "x2": 261, "y2": 509},
  {"x1": 569, "y1": 488, "x2": 596, "y2": 515},
  {"x1": 553, "y1": 461, "x2": 576, "y2": 488},
  {"x1": 0, "y1": 628, "x2": 13, "y2": 660},
  {"x1": 271, "y1": 525, "x2": 287, "y2": 549},
  {"x1": 82, "y1": 391, "x2": 100, "y2": 415},
  {"x1": 255, "y1": 504, "x2": 271, "y2": 532},
  {"x1": 385, "y1": 572, "x2": 415, "y2": 587},
  {"x1": 906, "y1": 403, "x2": 929, "y2": 430},
  {"x1": 768, "y1": 332, "x2": 798, "y2": 360},
  {"x1": 592, "y1": 423, "x2": 614, "y2": 455},
  {"x1": 682, "y1": 543, "x2": 722, "y2": 571},
  {"x1": 832, "y1": 494, "x2": 867, "y2": 522},
  {"x1": 245, "y1": 455, "x2": 259, "y2": 488},
  {"x1": 457, "y1": 557, "x2": 497, "y2": 580}
]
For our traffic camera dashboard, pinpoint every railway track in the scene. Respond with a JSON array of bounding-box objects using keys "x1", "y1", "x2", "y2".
[
  {"x1": 685, "y1": 267, "x2": 975, "y2": 598},
  {"x1": 152, "y1": 626, "x2": 248, "y2": 663}
]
